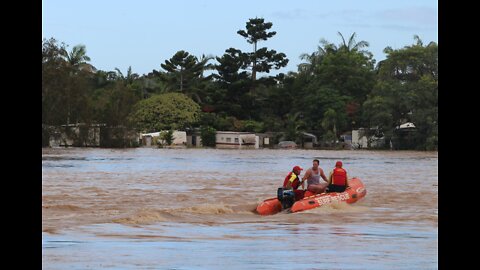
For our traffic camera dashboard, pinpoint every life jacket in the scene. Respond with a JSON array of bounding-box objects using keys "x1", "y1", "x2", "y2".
[
  {"x1": 331, "y1": 167, "x2": 347, "y2": 186},
  {"x1": 283, "y1": 171, "x2": 301, "y2": 190}
]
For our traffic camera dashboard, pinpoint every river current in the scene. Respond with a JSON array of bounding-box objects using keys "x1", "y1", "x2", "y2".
[{"x1": 42, "y1": 148, "x2": 438, "y2": 269}]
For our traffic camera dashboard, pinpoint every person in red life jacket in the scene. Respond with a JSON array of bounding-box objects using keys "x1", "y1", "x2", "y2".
[
  {"x1": 326, "y1": 161, "x2": 349, "y2": 193},
  {"x1": 282, "y1": 165, "x2": 305, "y2": 201},
  {"x1": 300, "y1": 159, "x2": 329, "y2": 197}
]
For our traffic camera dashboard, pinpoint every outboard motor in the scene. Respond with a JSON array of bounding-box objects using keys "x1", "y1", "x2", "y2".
[{"x1": 277, "y1": 187, "x2": 295, "y2": 209}]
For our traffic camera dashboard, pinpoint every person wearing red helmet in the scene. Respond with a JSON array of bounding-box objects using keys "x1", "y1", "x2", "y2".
[
  {"x1": 326, "y1": 161, "x2": 349, "y2": 193},
  {"x1": 282, "y1": 165, "x2": 305, "y2": 201}
]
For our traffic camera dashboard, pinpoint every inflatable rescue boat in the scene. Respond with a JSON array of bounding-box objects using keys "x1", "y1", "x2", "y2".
[{"x1": 256, "y1": 177, "x2": 366, "y2": 215}]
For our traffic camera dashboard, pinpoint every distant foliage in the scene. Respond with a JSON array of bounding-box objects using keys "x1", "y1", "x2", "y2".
[
  {"x1": 363, "y1": 37, "x2": 438, "y2": 150},
  {"x1": 200, "y1": 126, "x2": 217, "y2": 147},
  {"x1": 159, "y1": 130, "x2": 174, "y2": 146},
  {"x1": 128, "y1": 93, "x2": 200, "y2": 132},
  {"x1": 42, "y1": 24, "x2": 437, "y2": 150}
]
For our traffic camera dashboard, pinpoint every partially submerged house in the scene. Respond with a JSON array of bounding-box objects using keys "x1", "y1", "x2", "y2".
[
  {"x1": 140, "y1": 130, "x2": 187, "y2": 147},
  {"x1": 255, "y1": 132, "x2": 278, "y2": 148},
  {"x1": 352, "y1": 129, "x2": 369, "y2": 149},
  {"x1": 186, "y1": 128, "x2": 202, "y2": 147},
  {"x1": 339, "y1": 132, "x2": 353, "y2": 149},
  {"x1": 215, "y1": 131, "x2": 259, "y2": 149},
  {"x1": 392, "y1": 122, "x2": 417, "y2": 150},
  {"x1": 301, "y1": 132, "x2": 317, "y2": 149},
  {"x1": 45, "y1": 123, "x2": 104, "y2": 147},
  {"x1": 352, "y1": 128, "x2": 385, "y2": 149}
]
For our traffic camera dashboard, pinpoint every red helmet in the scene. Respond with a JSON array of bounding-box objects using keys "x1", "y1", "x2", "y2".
[
  {"x1": 293, "y1": 165, "x2": 303, "y2": 171},
  {"x1": 335, "y1": 161, "x2": 343, "y2": 167}
]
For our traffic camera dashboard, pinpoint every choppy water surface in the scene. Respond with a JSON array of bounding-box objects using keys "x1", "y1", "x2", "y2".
[{"x1": 42, "y1": 148, "x2": 438, "y2": 269}]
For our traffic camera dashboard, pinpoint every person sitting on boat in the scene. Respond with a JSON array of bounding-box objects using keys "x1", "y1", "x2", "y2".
[
  {"x1": 282, "y1": 165, "x2": 305, "y2": 201},
  {"x1": 300, "y1": 159, "x2": 329, "y2": 197},
  {"x1": 326, "y1": 161, "x2": 349, "y2": 193}
]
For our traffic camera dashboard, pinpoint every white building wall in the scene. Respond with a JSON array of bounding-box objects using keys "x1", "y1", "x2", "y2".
[
  {"x1": 352, "y1": 130, "x2": 360, "y2": 146},
  {"x1": 352, "y1": 129, "x2": 368, "y2": 148},
  {"x1": 171, "y1": 131, "x2": 187, "y2": 145},
  {"x1": 196, "y1": 136, "x2": 202, "y2": 147},
  {"x1": 216, "y1": 132, "x2": 257, "y2": 149},
  {"x1": 141, "y1": 130, "x2": 187, "y2": 146}
]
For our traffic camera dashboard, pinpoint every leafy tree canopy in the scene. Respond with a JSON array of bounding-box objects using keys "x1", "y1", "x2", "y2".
[{"x1": 128, "y1": 92, "x2": 201, "y2": 132}]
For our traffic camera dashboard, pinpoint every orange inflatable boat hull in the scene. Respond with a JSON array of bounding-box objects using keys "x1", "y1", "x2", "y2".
[{"x1": 256, "y1": 177, "x2": 366, "y2": 215}]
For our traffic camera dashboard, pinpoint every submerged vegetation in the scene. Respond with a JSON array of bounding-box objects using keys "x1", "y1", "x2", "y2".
[{"x1": 42, "y1": 18, "x2": 437, "y2": 150}]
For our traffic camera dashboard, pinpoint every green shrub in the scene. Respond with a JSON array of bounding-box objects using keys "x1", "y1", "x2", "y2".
[{"x1": 200, "y1": 126, "x2": 216, "y2": 147}]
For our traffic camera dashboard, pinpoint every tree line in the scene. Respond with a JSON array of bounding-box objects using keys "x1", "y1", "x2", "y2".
[{"x1": 42, "y1": 17, "x2": 437, "y2": 150}]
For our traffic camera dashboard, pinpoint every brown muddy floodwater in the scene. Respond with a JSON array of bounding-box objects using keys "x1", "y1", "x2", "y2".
[{"x1": 42, "y1": 148, "x2": 438, "y2": 269}]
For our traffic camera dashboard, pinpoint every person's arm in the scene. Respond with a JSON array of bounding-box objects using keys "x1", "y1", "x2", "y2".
[
  {"x1": 285, "y1": 181, "x2": 292, "y2": 189},
  {"x1": 320, "y1": 169, "x2": 328, "y2": 182},
  {"x1": 327, "y1": 171, "x2": 332, "y2": 185},
  {"x1": 301, "y1": 169, "x2": 311, "y2": 184},
  {"x1": 345, "y1": 172, "x2": 349, "y2": 188}
]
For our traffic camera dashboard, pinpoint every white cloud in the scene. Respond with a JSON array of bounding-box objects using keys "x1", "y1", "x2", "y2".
[
  {"x1": 271, "y1": 9, "x2": 314, "y2": 20},
  {"x1": 375, "y1": 7, "x2": 437, "y2": 26}
]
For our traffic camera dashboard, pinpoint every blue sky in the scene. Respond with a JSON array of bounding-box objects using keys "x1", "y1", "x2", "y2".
[{"x1": 42, "y1": 0, "x2": 437, "y2": 77}]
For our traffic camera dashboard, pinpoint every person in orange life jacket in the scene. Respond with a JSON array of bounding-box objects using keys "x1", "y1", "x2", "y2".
[
  {"x1": 282, "y1": 165, "x2": 305, "y2": 201},
  {"x1": 326, "y1": 161, "x2": 349, "y2": 193},
  {"x1": 300, "y1": 159, "x2": 329, "y2": 196}
]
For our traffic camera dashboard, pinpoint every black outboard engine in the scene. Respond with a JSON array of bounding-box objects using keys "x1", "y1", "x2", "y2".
[{"x1": 277, "y1": 187, "x2": 295, "y2": 209}]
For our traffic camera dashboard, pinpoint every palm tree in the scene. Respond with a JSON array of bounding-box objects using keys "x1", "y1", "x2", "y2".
[
  {"x1": 413, "y1": 35, "x2": 423, "y2": 47},
  {"x1": 114, "y1": 66, "x2": 139, "y2": 85},
  {"x1": 298, "y1": 52, "x2": 318, "y2": 74},
  {"x1": 59, "y1": 45, "x2": 92, "y2": 125},
  {"x1": 189, "y1": 54, "x2": 215, "y2": 103},
  {"x1": 299, "y1": 32, "x2": 371, "y2": 74},
  {"x1": 337, "y1": 32, "x2": 369, "y2": 52},
  {"x1": 198, "y1": 54, "x2": 215, "y2": 72},
  {"x1": 284, "y1": 112, "x2": 305, "y2": 141},
  {"x1": 298, "y1": 38, "x2": 335, "y2": 74},
  {"x1": 62, "y1": 44, "x2": 91, "y2": 69},
  {"x1": 322, "y1": 108, "x2": 338, "y2": 146}
]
